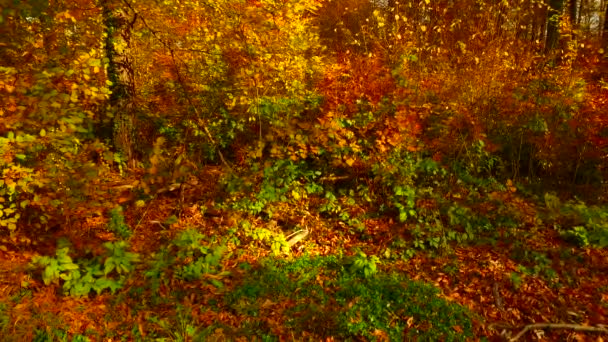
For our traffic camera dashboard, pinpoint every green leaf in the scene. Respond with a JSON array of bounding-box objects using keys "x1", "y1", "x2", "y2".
[
  {"x1": 104, "y1": 259, "x2": 116, "y2": 275},
  {"x1": 164, "y1": 215, "x2": 178, "y2": 225},
  {"x1": 43, "y1": 260, "x2": 60, "y2": 285},
  {"x1": 70, "y1": 281, "x2": 92, "y2": 297},
  {"x1": 92, "y1": 277, "x2": 116, "y2": 295},
  {"x1": 209, "y1": 278, "x2": 224, "y2": 288}
]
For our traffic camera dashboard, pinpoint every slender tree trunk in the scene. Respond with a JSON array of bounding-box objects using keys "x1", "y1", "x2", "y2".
[
  {"x1": 568, "y1": 0, "x2": 577, "y2": 27},
  {"x1": 604, "y1": 1, "x2": 608, "y2": 49},
  {"x1": 531, "y1": 2, "x2": 548, "y2": 45},
  {"x1": 100, "y1": 0, "x2": 137, "y2": 167},
  {"x1": 545, "y1": 0, "x2": 564, "y2": 52},
  {"x1": 577, "y1": 0, "x2": 584, "y2": 26}
]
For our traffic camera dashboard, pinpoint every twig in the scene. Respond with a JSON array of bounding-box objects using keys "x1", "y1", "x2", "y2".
[
  {"x1": 286, "y1": 229, "x2": 309, "y2": 247},
  {"x1": 509, "y1": 323, "x2": 608, "y2": 341},
  {"x1": 492, "y1": 282, "x2": 504, "y2": 311},
  {"x1": 149, "y1": 220, "x2": 167, "y2": 230},
  {"x1": 319, "y1": 175, "x2": 350, "y2": 182}
]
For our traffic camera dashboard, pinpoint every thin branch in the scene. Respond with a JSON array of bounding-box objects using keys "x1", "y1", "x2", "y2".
[
  {"x1": 509, "y1": 323, "x2": 608, "y2": 341},
  {"x1": 492, "y1": 282, "x2": 504, "y2": 311}
]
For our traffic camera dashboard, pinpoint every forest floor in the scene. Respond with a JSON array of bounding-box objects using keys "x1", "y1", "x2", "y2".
[{"x1": 0, "y1": 168, "x2": 607, "y2": 341}]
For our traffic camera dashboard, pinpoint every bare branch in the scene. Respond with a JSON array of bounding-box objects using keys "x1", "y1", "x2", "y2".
[{"x1": 508, "y1": 323, "x2": 608, "y2": 341}]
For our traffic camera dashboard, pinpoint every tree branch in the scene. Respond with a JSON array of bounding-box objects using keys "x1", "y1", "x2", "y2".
[{"x1": 508, "y1": 323, "x2": 608, "y2": 341}]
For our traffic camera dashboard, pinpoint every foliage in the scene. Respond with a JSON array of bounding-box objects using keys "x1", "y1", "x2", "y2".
[
  {"x1": 511, "y1": 246, "x2": 560, "y2": 285},
  {"x1": 223, "y1": 159, "x2": 323, "y2": 216},
  {"x1": 30, "y1": 241, "x2": 139, "y2": 297},
  {"x1": 3, "y1": 0, "x2": 608, "y2": 339},
  {"x1": 247, "y1": 227, "x2": 290, "y2": 256},
  {"x1": 144, "y1": 228, "x2": 229, "y2": 290},
  {"x1": 33, "y1": 329, "x2": 91, "y2": 342},
  {"x1": 545, "y1": 194, "x2": 608, "y2": 248},
  {"x1": 173, "y1": 229, "x2": 228, "y2": 283},
  {"x1": 0, "y1": 2, "x2": 116, "y2": 234},
  {"x1": 146, "y1": 305, "x2": 200, "y2": 342},
  {"x1": 106, "y1": 206, "x2": 131, "y2": 239},
  {"x1": 227, "y1": 255, "x2": 474, "y2": 340},
  {"x1": 344, "y1": 251, "x2": 379, "y2": 278}
]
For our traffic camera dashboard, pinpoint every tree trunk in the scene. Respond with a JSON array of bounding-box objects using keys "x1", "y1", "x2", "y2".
[
  {"x1": 604, "y1": 1, "x2": 608, "y2": 49},
  {"x1": 531, "y1": 2, "x2": 548, "y2": 45},
  {"x1": 100, "y1": 0, "x2": 137, "y2": 167},
  {"x1": 545, "y1": 0, "x2": 564, "y2": 52},
  {"x1": 577, "y1": 0, "x2": 584, "y2": 26},
  {"x1": 568, "y1": 0, "x2": 577, "y2": 28}
]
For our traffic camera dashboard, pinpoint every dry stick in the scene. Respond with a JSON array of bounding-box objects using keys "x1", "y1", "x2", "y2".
[
  {"x1": 492, "y1": 282, "x2": 505, "y2": 311},
  {"x1": 509, "y1": 323, "x2": 608, "y2": 342}
]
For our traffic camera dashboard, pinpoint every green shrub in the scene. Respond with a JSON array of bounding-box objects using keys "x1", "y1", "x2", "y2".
[
  {"x1": 545, "y1": 194, "x2": 608, "y2": 248},
  {"x1": 107, "y1": 206, "x2": 131, "y2": 239},
  {"x1": 144, "y1": 228, "x2": 229, "y2": 290},
  {"x1": 30, "y1": 241, "x2": 139, "y2": 297},
  {"x1": 227, "y1": 255, "x2": 473, "y2": 340}
]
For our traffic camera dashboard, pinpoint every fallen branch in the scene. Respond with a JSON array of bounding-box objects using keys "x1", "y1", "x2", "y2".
[
  {"x1": 492, "y1": 282, "x2": 504, "y2": 311},
  {"x1": 509, "y1": 323, "x2": 608, "y2": 341},
  {"x1": 286, "y1": 229, "x2": 310, "y2": 247},
  {"x1": 318, "y1": 175, "x2": 350, "y2": 182}
]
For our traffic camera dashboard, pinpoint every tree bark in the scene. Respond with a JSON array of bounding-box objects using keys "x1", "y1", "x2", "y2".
[
  {"x1": 568, "y1": 0, "x2": 577, "y2": 28},
  {"x1": 604, "y1": 1, "x2": 608, "y2": 49},
  {"x1": 100, "y1": 0, "x2": 138, "y2": 167},
  {"x1": 545, "y1": 0, "x2": 564, "y2": 52},
  {"x1": 531, "y1": 2, "x2": 548, "y2": 45}
]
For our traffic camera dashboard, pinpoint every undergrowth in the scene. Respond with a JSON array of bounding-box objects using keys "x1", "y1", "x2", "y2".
[{"x1": 226, "y1": 255, "x2": 474, "y2": 340}]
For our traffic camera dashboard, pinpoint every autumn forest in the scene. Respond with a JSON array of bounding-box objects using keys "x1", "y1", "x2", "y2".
[{"x1": 1, "y1": 0, "x2": 608, "y2": 340}]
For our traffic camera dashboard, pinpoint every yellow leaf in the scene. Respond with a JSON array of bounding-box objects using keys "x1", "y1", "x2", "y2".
[
  {"x1": 345, "y1": 157, "x2": 355, "y2": 167},
  {"x1": 40, "y1": 129, "x2": 46, "y2": 137}
]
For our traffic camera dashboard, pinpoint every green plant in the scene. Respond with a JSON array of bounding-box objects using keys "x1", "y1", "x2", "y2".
[
  {"x1": 344, "y1": 251, "x2": 379, "y2": 278},
  {"x1": 102, "y1": 241, "x2": 140, "y2": 275},
  {"x1": 372, "y1": 150, "x2": 419, "y2": 222},
  {"x1": 0, "y1": 302, "x2": 9, "y2": 333},
  {"x1": 565, "y1": 226, "x2": 591, "y2": 247},
  {"x1": 224, "y1": 160, "x2": 323, "y2": 217},
  {"x1": 248, "y1": 228, "x2": 290, "y2": 256},
  {"x1": 545, "y1": 194, "x2": 608, "y2": 248},
  {"x1": 143, "y1": 248, "x2": 175, "y2": 295},
  {"x1": 31, "y1": 241, "x2": 139, "y2": 297},
  {"x1": 563, "y1": 204, "x2": 608, "y2": 248},
  {"x1": 148, "y1": 305, "x2": 199, "y2": 342},
  {"x1": 172, "y1": 229, "x2": 230, "y2": 287},
  {"x1": 510, "y1": 247, "x2": 560, "y2": 285},
  {"x1": 32, "y1": 247, "x2": 79, "y2": 286},
  {"x1": 143, "y1": 229, "x2": 230, "y2": 293},
  {"x1": 509, "y1": 272, "x2": 523, "y2": 291},
  {"x1": 393, "y1": 185, "x2": 417, "y2": 222},
  {"x1": 32, "y1": 328, "x2": 92, "y2": 342},
  {"x1": 227, "y1": 255, "x2": 473, "y2": 340},
  {"x1": 107, "y1": 206, "x2": 131, "y2": 239},
  {"x1": 335, "y1": 274, "x2": 473, "y2": 341}
]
